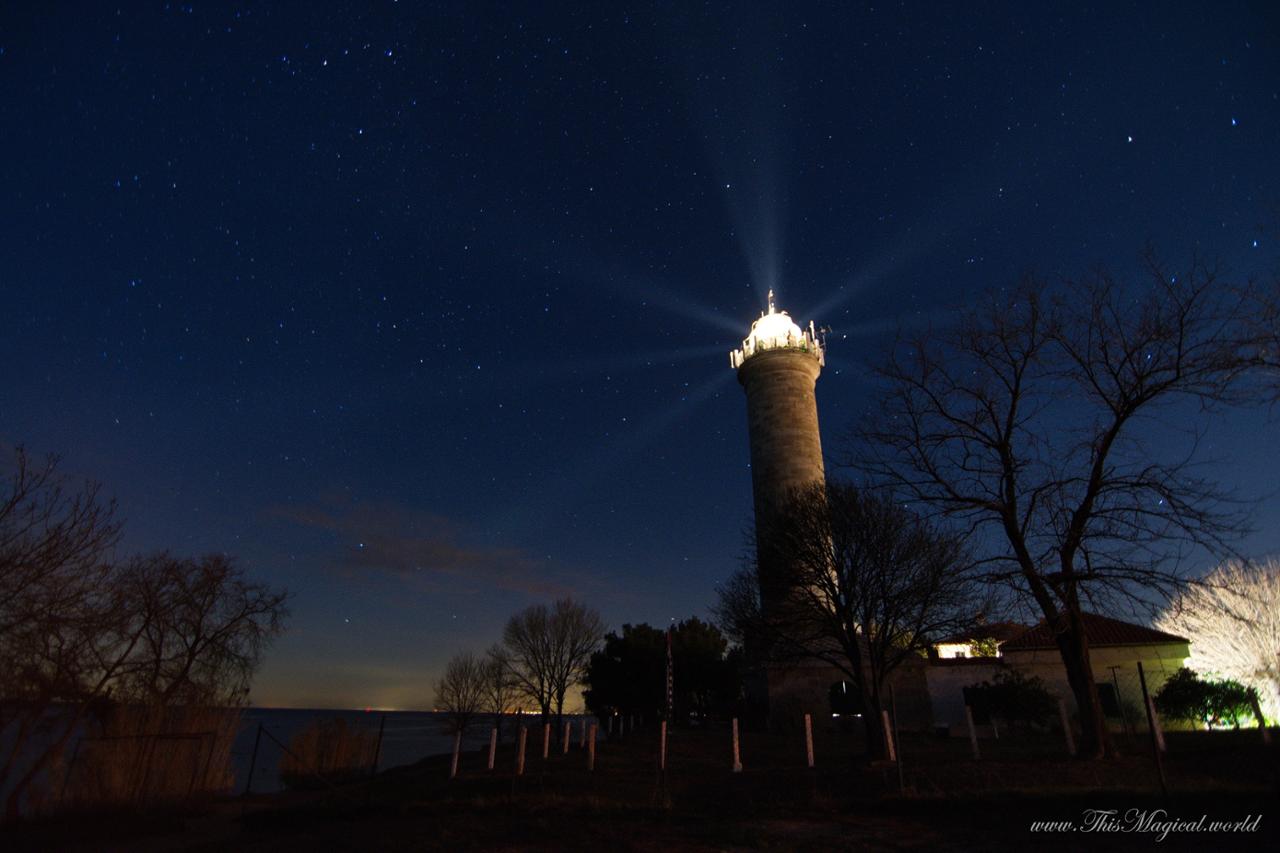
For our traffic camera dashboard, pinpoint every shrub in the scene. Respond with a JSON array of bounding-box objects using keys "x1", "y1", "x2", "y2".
[
  {"x1": 279, "y1": 718, "x2": 378, "y2": 789},
  {"x1": 966, "y1": 670, "x2": 1056, "y2": 727},
  {"x1": 1155, "y1": 667, "x2": 1260, "y2": 729}
]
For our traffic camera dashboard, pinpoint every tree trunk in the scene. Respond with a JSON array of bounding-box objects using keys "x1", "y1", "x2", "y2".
[
  {"x1": 860, "y1": 684, "x2": 887, "y2": 760},
  {"x1": 1054, "y1": 619, "x2": 1112, "y2": 759}
]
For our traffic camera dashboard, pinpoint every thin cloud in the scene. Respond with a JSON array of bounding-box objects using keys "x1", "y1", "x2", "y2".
[{"x1": 268, "y1": 498, "x2": 571, "y2": 598}]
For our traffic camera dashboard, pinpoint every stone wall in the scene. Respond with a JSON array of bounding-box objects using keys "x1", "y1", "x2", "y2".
[
  {"x1": 922, "y1": 642, "x2": 1192, "y2": 735},
  {"x1": 1001, "y1": 643, "x2": 1191, "y2": 731},
  {"x1": 764, "y1": 657, "x2": 935, "y2": 731},
  {"x1": 925, "y1": 658, "x2": 1006, "y2": 733}
]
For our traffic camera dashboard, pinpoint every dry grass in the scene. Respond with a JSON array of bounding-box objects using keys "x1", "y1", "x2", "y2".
[
  {"x1": 278, "y1": 717, "x2": 378, "y2": 790},
  {"x1": 9, "y1": 725, "x2": 1279, "y2": 851},
  {"x1": 229, "y1": 727, "x2": 1280, "y2": 851},
  {"x1": 56, "y1": 704, "x2": 239, "y2": 811}
]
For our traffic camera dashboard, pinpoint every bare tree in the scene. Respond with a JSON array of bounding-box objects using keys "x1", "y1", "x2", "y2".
[
  {"x1": 0, "y1": 449, "x2": 129, "y2": 819},
  {"x1": 0, "y1": 448, "x2": 289, "y2": 819},
  {"x1": 502, "y1": 598, "x2": 605, "y2": 737},
  {"x1": 482, "y1": 644, "x2": 518, "y2": 741},
  {"x1": 716, "y1": 481, "x2": 976, "y2": 758},
  {"x1": 0, "y1": 449, "x2": 123, "y2": 679},
  {"x1": 854, "y1": 253, "x2": 1272, "y2": 758},
  {"x1": 1251, "y1": 276, "x2": 1280, "y2": 395},
  {"x1": 434, "y1": 651, "x2": 486, "y2": 734},
  {"x1": 1155, "y1": 558, "x2": 1280, "y2": 722},
  {"x1": 115, "y1": 553, "x2": 289, "y2": 706}
]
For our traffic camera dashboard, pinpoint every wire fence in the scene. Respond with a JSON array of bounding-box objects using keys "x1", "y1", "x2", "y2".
[
  {"x1": 332, "y1": 707, "x2": 1276, "y2": 806},
  {"x1": 231, "y1": 711, "x2": 601, "y2": 795},
  {"x1": 59, "y1": 731, "x2": 220, "y2": 809},
  {"x1": 48, "y1": 687, "x2": 1274, "y2": 814}
]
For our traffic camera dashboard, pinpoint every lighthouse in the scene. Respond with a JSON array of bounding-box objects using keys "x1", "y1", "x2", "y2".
[
  {"x1": 730, "y1": 290, "x2": 826, "y2": 612},
  {"x1": 730, "y1": 294, "x2": 933, "y2": 729}
]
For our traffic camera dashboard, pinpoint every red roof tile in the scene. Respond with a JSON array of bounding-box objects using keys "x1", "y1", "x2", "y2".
[
  {"x1": 1001, "y1": 612, "x2": 1189, "y2": 650},
  {"x1": 937, "y1": 621, "x2": 1029, "y2": 645}
]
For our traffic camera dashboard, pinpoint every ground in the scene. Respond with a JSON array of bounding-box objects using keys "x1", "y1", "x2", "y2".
[{"x1": 6, "y1": 724, "x2": 1278, "y2": 851}]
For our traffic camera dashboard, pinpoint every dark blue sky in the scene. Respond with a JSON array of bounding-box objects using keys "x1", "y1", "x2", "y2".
[{"x1": 2, "y1": 2, "x2": 1277, "y2": 708}]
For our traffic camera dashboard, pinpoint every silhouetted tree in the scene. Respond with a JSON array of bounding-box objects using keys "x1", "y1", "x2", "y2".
[
  {"x1": 717, "y1": 481, "x2": 976, "y2": 758},
  {"x1": 435, "y1": 651, "x2": 487, "y2": 734},
  {"x1": 1, "y1": 449, "x2": 126, "y2": 819},
  {"x1": 670, "y1": 617, "x2": 740, "y2": 721},
  {"x1": 0, "y1": 448, "x2": 289, "y2": 819},
  {"x1": 116, "y1": 553, "x2": 289, "y2": 706},
  {"x1": 583, "y1": 623, "x2": 666, "y2": 721},
  {"x1": 482, "y1": 644, "x2": 519, "y2": 740},
  {"x1": 502, "y1": 598, "x2": 605, "y2": 736},
  {"x1": 584, "y1": 618, "x2": 739, "y2": 724},
  {"x1": 854, "y1": 253, "x2": 1274, "y2": 758}
]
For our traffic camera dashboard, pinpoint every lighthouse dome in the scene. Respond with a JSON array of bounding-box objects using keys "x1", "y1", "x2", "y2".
[
  {"x1": 729, "y1": 290, "x2": 824, "y2": 369},
  {"x1": 745, "y1": 308, "x2": 804, "y2": 351}
]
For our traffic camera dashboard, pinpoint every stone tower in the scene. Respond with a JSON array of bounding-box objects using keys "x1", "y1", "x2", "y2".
[
  {"x1": 730, "y1": 290, "x2": 826, "y2": 612},
  {"x1": 730, "y1": 299, "x2": 934, "y2": 729}
]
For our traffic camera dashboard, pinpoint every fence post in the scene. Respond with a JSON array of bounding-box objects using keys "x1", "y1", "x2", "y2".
[
  {"x1": 659, "y1": 720, "x2": 668, "y2": 771},
  {"x1": 607, "y1": 715, "x2": 614, "y2": 737},
  {"x1": 199, "y1": 728, "x2": 219, "y2": 794},
  {"x1": 243, "y1": 722, "x2": 264, "y2": 796},
  {"x1": 890, "y1": 685, "x2": 905, "y2": 791},
  {"x1": 588, "y1": 724, "x2": 597, "y2": 771},
  {"x1": 964, "y1": 706, "x2": 981, "y2": 760},
  {"x1": 58, "y1": 738, "x2": 85, "y2": 808},
  {"x1": 1057, "y1": 698, "x2": 1076, "y2": 757},
  {"x1": 731, "y1": 717, "x2": 743, "y2": 772},
  {"x1": 1137, "y1": 661, "x2": 1168, "y2": 798},
  {"x1": 542, "y1": 722, "x2": 551, "y2": 759},
  {"x1": 1147, "y1": 697, "x2": 1166, "y2": 753},
  {"x1": 563, "y1": 720, "x2": 571, "y2": 754},
  {"x1": 450, "y1": 730, "x2": 462, "y2": 779},
  {"x1": 881, "y1": 710, "x2": 897, "y2": 762},
  {"x1": 804, "y1": 713, "x2": 815, "y2": 768},
  {"x1": 516, "y1": 726, "x2": 528, "y2": 776},
  {"x1": 1109, "y1": 665, "x2": 1131, "y2": 737},
  {"x1": 488, "y1": 727, "x2": 499, "y2": 771},
  {"x1": 188, "y1": 733, "x2": 209, "y2": 797},
  {"x1": 258, "y1": 726, "x2": 338, "y2": 792},
  {"x1": 134, "y1": 734, "x2": 161, "y2": 805},
  {"x1": 370, "y1": 714, "x2": 386, "y2": 779},
  {"x1": 580, "y1": 717, "x2": 587, "y2": 748}
]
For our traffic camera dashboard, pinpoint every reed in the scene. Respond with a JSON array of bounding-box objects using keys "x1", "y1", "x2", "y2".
[
  {"x1": 279, "y1": 717, "x2": 378, "y2": 789},
  {"x1": 56, "y1": 704, "x2": 240, "y2": 811}
]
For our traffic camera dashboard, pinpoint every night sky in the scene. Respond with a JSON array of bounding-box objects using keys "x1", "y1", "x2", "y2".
[{"x1": 2, "y1": 2, "x2": 1278, "y2": 709}]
